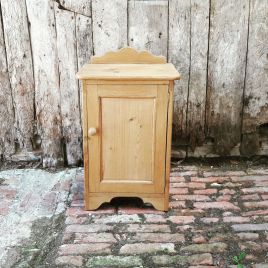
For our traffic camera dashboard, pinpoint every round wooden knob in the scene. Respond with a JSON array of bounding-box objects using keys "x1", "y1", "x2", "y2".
[{"x1": 88, "y1": 127, "x2": 97, "y2": 136}]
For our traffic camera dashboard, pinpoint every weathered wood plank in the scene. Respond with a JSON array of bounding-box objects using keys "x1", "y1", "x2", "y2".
[
  {"x1": 59, "y1": 0, "x2": 91, "y2": 17},
  {"x1": 206, "y1": 0, "x2": 249, "y2": 155},
  {"x1": 76, "y1": 13, "x2": 93, "y2": 122},
  {"x1": 187, "y1": 0, "x2": 209, "y2": 151},
  {"x1": 26, "y1": 0, "x2": 63, "y2": 167},
  {"x1": 168, "y1": 0, "x2": 190, "y2": 148},
  {"x1": 241, "y1": 0, "x2": 268, "y2": 155},
  {"x1": 1, "y1": 0, "x2": 34, "y2": 151},
  {"x1": 0, "y1": 8, "x2": 15, "y2": 157},
  {"x1": 128, "y1": 0, "x2": 168, "y2": 57},
  {"x1": 55, "y1": 4, "x2": 83, "y2": 165},
  {"x1": 92, "y1": 0, "x2": 127, "y2": 56}
]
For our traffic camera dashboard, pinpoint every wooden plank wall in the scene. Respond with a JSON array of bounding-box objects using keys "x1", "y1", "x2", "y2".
[{"x1": 0, "y1": 0, "x2": 267, "y2": 166}]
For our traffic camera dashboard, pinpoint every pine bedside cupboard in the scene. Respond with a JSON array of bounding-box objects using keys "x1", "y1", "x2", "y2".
[{"x1": 76, "y1": 47, "x2": 180, "y2": 211}]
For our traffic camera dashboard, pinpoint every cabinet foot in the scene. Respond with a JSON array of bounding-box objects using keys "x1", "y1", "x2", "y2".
[{"x1": 85, "y1": 194, "x2": 169, "y2": 212}]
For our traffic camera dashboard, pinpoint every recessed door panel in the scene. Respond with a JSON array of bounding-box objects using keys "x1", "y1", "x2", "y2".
[
  {"x1": 87, "y1": 84, "x2": 169, "y2": 194},
  {"x1": 101, "y1": 97, "x2": 155, "y2": 182}
]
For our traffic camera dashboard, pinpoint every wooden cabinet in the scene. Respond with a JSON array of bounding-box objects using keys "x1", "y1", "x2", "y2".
[{"x1": 76, "y1": 48, "x2": 180, "y2": 211}]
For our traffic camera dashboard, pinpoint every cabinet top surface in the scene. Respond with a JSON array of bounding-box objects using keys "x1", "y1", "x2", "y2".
[{"x1": 76, "y1": 63, "x2": 180, "y2": 81}]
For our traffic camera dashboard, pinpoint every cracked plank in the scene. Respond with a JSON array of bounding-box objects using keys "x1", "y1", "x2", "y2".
[
  {"x1": 26, "y1": 0, "x2": 63, "y2": 167},
  {"x1": 241, "y1": 0, "x2": 268, "y2": 155},
  {"x1": 128, "y1": 0, "x2": 168, "y2": 57},
  {"x1": 168, "y1": 0, "x2": 190, "y2": 147},
  {"x1": 92, "y1": 0, "x2": 127, "y2": 56},
  {"x1": 187, "y1": 0, "x2": 209, "y2": 152},
  {"x1": 0, "y1": 7, "x2": 15, "y2": 157},
  {"x1": 55, "y1": 4, "x2": 82, "y2": 165},
  {"x1": 59, "y1": 0, "x2": 91, "y2": 17},
  {"x1": 1, "y1": 0, "x2": 35, "y2": 151},
  {"x1": 76, "y1": 13, "x2": 93, "y2": 123},
  {"x1": 206, "y1": 0, "x2": 249, "y2": 155}
]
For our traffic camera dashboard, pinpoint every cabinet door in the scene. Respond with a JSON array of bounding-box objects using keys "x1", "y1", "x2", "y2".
[{"x1": 86, "y1": 84, "x2": 169, "y2": 194}]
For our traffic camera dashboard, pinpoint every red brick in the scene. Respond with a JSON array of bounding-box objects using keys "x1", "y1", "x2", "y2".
[
  {"x1": 118, "y1": 206, "x2": 164, "y2": 215},
  {"x1": 144, "y1": 214, "x2": 167, "y2": 223},
  {"x1": 55, "y1": 256, "x2": 83, "y2": 266},
  {"x1": 191, "y1": 176, "x2": 229, "y2": 183},
  {"x1": 194, "y1": 201, "x2": 240, "y2": 211},
  {"x1": 66, "y1": 206, "x2": 116, "y2": 217},
  {"x1": 65, "y1": 224, "x2": 113, "y2": 233},
  {"x1": 168, "y1": 216, "x2": 195, "y2": 224},
  {"x1": 62, "y1": 233, "x2": 73, "y2": 243},
  {"x1": 254, "y1": 181, "x2": 268, "y2": 187},
  {"x1": 179, "y1": 209, "x2": 206, "y2": 216},
  {"x1": 169, "y1": 201, "x2": 186, "y2": 208},
  {"x1": 130, "y1": 232, "x2": 185, "y2": 243},
  {"x1": 232, "y1": 223, "x2": 268, "y2": 232},
  {"x1": 193, "y1": 189, "x2": 217, "y2": 195},
  {"x1": 119, "y1": 243, "x2": 175, "y2": 254},
  {"x1": 172, "y1": 182, "x2": 206, "y2": 189},
  {"x1": 170, "y1": 176, "x2": 185, "y2": 182},
  {"x1": 169, "y1": 188, "x2": 188, "y2": 194},
  {"x1": 242, "y1": 209, "x2": 268, "y2": 216},
  {"x1": 123, "y1": 224, "x2": 171, "y2": 233},
  {"x1": 241, "y1": 194, "x2": 260, "y2": 201},
  {"x1": 58, "y1": 243, "x2": 111, "y2": 255},
  {"x1": 237, "y1": 232, "x2": 259, "y2": 240},
  {"x1": 200, "y1": 218, "x2": 219, "y2": 224},
  {"x1": 223, "y1": 216, "x2": 250, "y2": 223},
  {"x1": 261, "y1": 194, "x2": 268, "y2": 200},
  {"x1": 181, "y1": 242, "x2": 228, "y2": 253},
  {"x1": 242, "y1": 187, "x2": 268, "y2": 194},
  {"x1": 219, "y1": 189, "x2": 235, "y2": 195},
  {"x1": 74, "y1": 233, "x2": 116, "y2": 243},
  {"x1": 192, "y1": 235, "x2": 207, "y2": 244},
  {"x1": 243, "y1": 201, "x2": 268, "y2": 209},
  {"x1": 172, "y1": 195, "x2": 211, "y2": 201},
  {"x1": 216, "y1": 195, "x2": 232, "y2": 202}
]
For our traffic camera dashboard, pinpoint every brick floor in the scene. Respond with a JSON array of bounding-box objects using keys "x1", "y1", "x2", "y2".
[
  {"x1": 1, "y1": 165, "x2": 268, "y2": 267},
  {"x1": 55, "y1": 165, "x2": 268, "y2": 267}
]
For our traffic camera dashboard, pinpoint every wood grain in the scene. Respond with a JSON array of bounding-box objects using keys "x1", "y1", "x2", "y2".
[
  {"x1": 0, "y1": 8, "x2": 15, "y2": 157},
  {"x1": 76, "y1": 13, "x2": 93, "y2": 123},
  {"x1": 59, "y1": 0, "x2": 91, "y2": 17},
  {"x1": 91, "y1": 47, "x2": 166, "y2": 64},
  {"x1": 241, "y1": 0, "x2": 268, "y2": 155},
  {"x1": 92, "y1": 0, "x2": 127, "y2": 56},
  {"x1": 55, "y1": 4, "x2": 82, "y2": 165},
  {"x1": 101, "y1": 96, "x2": 155, "y2": 182},
  {"x1": 206, "y1": 0, "x2": 249, "y2": 155},
  {"x1": 26, "y1": 0, "x2": 63, "y2": 167},
  {"x1": 187, "y1": 0, "x2": 209, "y2": 151},
  {"x1": 1, "y1": 0, "x2": 35, "y2": 151},
  {"x1": 168, "y1": 0, "x2": 190, "y2": 144},
  {"x1": 128, "y1": 0, "x2": 168, "y2": 56},
  {"x1": 76, "y1": 63, "x2": 180, "y2": 80}
]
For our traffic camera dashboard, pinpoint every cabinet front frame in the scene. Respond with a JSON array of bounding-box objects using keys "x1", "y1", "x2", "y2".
[{"x1": 83, "y1": 80, "x2": 170, "y2": 196}]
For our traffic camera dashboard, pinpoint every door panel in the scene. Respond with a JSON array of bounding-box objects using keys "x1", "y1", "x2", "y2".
[
  {"x1": 101, "y1": 97, "x2": 155, "y2": 182},
  {"x1": 87, "y1": 84, "x2": 169, "y2": 194}
]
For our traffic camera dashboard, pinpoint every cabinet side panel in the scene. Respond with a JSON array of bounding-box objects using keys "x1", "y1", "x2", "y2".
[
  {"x1": 164, "y1": 81, "x2": 174, "y2": 210},
  {"x1": 154, "y1": 85, "x2": 169, "y2": 193}
]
